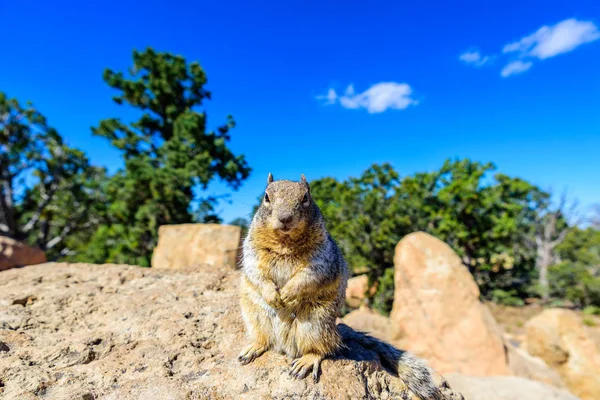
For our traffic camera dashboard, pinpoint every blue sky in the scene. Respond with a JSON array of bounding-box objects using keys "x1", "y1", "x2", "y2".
[{"x1": 2, "y1": 1, "x2": 599, "y2": 223}]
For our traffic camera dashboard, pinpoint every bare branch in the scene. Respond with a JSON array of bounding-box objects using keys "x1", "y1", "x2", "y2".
[
  {"x1": 59, "y1": 247, "x2": 75, "y2": 257},
  {"x1": 550, "y1": 228, "x2": 569, "y2": 248},
  {"x1": 590, "y1": 203, "x2": 600, "y2": 229},
  {"x1": 21, "y1": 182, "x2": 59, "y2": 233},
  {"x1": 45, "y1": 213, "x2": 97, "y2": 250},
  {"x1": 0, "y1": 180, "x2": 16, "y2": 237},
  {"x1": 531, "y1": 187, "x2": 581, "y2": 303},
  {"x1": 557, "y1": 189, "x2": 568, "y2": 210},
  {"x1": 535, "y1": 235, "x2": 543, "y2": 248},
  {"x1": 544, "y1": 211, "x2": 557, "y2": 242}
]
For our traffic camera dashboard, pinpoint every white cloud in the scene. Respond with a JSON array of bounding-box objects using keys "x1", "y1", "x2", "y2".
[
  {"x1": 459, "y1": 51, "x2": 491, "y2": 67},
  {"x1": 503, "y1": 18, "x2": 600, "y2": 59},
  {"x1": 316, "y1": 88, "x2": 337, "y2": 105},
  {"x1": 318, "y1": 82, "x2": 417, "y2": 113},
  {"x1": 500, "y1": 60, "x2": 533, "y2": 77},
  {"x1": 461, "y1": 18, "x2": 599, "y2": 78}
]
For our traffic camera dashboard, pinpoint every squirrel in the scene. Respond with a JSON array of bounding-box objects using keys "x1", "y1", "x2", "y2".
[{"x1": 237, "y1": 173, "x2": 444, "y2": 399}]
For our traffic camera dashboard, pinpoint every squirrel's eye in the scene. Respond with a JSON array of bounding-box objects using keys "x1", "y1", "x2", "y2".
[{"x1": 264, "y1": 193, "x2": 270, "y2": 203}]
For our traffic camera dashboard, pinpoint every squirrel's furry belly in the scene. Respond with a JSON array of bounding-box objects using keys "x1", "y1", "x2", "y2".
[
  {"x1": 268, "y1": 261, "x2": 295, "y2": 290},
  {"x1": 240, "y1": 276, "x2": 340, "y2": 358}
]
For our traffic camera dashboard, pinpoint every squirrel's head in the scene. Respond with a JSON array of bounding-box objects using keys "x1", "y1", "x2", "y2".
[{"x1": 254, "y1": 173, "x2": 322, "y2": 237}]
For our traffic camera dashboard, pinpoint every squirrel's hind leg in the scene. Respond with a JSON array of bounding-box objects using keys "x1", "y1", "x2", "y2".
[
  {"x1": 238, "y1": 286, "x2": 275, "y2": 364},
  {"x1": 289, "y1": 305, "x2": 342, "y2": 381}
]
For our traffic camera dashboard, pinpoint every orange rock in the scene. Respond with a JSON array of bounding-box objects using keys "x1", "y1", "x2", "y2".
[
  {"x1": 0, "y1": 236, "x2": 46, "y2": 272},
  {"x1": 390, "y1": 231, "x2": 509, "y2": 376},
  {"x1": 342, "y1": 306, "x2": 404, "y2": 344},
  {"x1": 345, "y1": 274, "x2": 377, "y2": 307},
  {"x1": 151, "y1": 223, "x2": 242, "y2": 270},
  {"x1": 525, "y1": 308, "x2": 600, "y2": 400},
  {"x1": 504, "y1": 338, "x2": 565, "y2": 388}
]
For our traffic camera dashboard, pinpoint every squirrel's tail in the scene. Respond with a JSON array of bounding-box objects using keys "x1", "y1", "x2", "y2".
[{"x1": 338, "y1": 323, "x2": 446, "y2": 400}]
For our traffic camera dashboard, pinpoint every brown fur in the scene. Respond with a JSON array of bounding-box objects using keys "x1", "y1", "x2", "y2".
[{"x1": 238, "y1": 174, "x2": 346, "y2": 380}]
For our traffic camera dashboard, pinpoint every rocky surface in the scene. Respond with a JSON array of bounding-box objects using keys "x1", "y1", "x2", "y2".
[
  {"x1": 445, "y1": 373, "x2": 579, "y2": 400},
  {"x1": 150, "y1": 224, "x2": 242, "y2": 270},
  {"x1": 342, "y1": 305, "x2": 571, "y2": 393},
  {"x1": 390, "y1": 231, "x2": 509, "y2": 376},
  {"x1": 344, "y1": 274, "x2": 369, "y2": 308},
  {"x1": 504, "y1": 338, "x2": 565, "y2": 388},
  {"x1": 525, "y1": 308, "x2": 600, "y2": 400},
  {"x1": 0, "y1": 237, "x2": 46, "y2": 272},
  {"x1": 0, "y1": 262, "x2": 464, "y2": 399}
]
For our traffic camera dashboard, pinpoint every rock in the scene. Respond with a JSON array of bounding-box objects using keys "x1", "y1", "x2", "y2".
[
  {"x1": 343, "y1": 306, "x2": 568, "y2": 390},
  {"x1": 525, "y1": 308, "x2": 600, "y2": 400},
  {"x1": 445, "y1": 373, "x2": 580, "y2": 400},
  {"x1": 345, "y1": 274, "x2": 376, "y2": 308},
  {"x1": 151, "y1": 223, "x2": 242, "y2": 270},
  {"x1": 505, "y1": 337, "x2": 566, "y2": 388},
  {"x1": 0, "y1": 236, "x2": 46, "y2": 272},
  {"x1": 0, "y1": 262, "x2": 464, "y2": 399},
  {"x1": 342, "y1": 306, "x2": 404, "y2": 344},
  {"x1": 390, "y1": 231, "x2": 509, "y2": 376}
]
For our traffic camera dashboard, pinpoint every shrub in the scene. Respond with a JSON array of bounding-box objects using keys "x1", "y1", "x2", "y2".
[
  {"x1": 372, "y1": 268, "x2": 396, "y2": 315},
  {"x1": 583, "y1": 305, "x2": 600, "y2": 316},
  {"x1": 549, "y1": 262, "x2": 600, "y2": 307},
  {"x1": 491, "y1": 289, "x2": 525, "y2": 306}
]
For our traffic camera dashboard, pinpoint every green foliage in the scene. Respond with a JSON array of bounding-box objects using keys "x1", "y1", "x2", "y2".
[
  {"x1": 583, "y1": 305, "x2": 600, "y2": 316},
  {"x1": 556, "y1": 227, "x2": 600, "y2": 267},
  {"x1": 310, "y1": 164, "x2": 408, "y2": 287},
  {"x1": 1, "y1": 92, "x2": 106, "y2": 260},
  {"x1": 548, "y1": 228, "x2": 600, "y2": 307},
  {"x1": 401, "y1": 159, "x2": 545, "y2": 298},
  {"x1": 548, "y1": 262, "x2": 600, "y2": 307},
  {"x1": 304, "y1": 159, "x2": 545, "y2": 313},
  {"x1": 491, "y1": 289, "x2": 525, "y2": 306},
  {"x1": 77, "y1": 48, "x2": 251, "y2": 266},
  {"x1": 371, "y1": 267, "x2": 396, "y2": 315},
  {"x1": 582, "y1": 316, "x2": 597, "y2": 327}
]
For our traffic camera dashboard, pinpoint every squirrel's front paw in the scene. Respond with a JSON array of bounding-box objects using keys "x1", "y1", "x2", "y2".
[
  {"x1": 280, "y1": 284, "x2": 300, "y2": 305},
  {"x1": 263, "y1": 285, "x2": 284, "y2": 308}
]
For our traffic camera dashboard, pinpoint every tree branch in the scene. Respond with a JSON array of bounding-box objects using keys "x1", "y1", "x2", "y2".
[
  {"x1": 0, "y1": 180, "x2": 16, "y2": 237},
  {"x1": 45, "y1": 213, "x2": 97, "y2": 250},
  {"x1": 21, "y1": 181, "x2": 59, "y2": 233},
  {"x1": 550, "y1": 228, "x2": 569, "y2": 249}
]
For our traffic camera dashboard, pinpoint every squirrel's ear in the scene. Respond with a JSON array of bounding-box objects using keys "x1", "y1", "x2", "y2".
[
  {"x1": 267, "y1": 173, "x2": 273, "y2": 184},
  {"x1": 300, "y1": 174, "x2": 310, "y2": 191}
]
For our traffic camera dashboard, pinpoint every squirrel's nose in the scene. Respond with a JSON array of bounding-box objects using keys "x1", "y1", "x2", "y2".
[{"x1": 278, "y1": 213, "x2": 293, "y2": 224}]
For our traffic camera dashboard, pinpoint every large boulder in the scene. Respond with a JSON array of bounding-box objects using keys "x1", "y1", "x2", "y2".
[
  {"x1": 0, "y1": 262, "x2": 464, "y2": 399},
  {"x1": 151, "y1": 223, "x2": 242, "y2": 270},
  {"x1": 390, "y1": 231, "x2": 509, "y2": 376},
  {"x1": 445, "y1": 373, "x2": 580, "y2": 400},
  {"x1": 0, "y1": 236, "x2": 46, "y2": 272},
  {"x1": 342, "y1": 306, "x2": 404, "y2": 344},
  {"x1": 525, "y1": 308, "x2": 600, "y2": 400}
]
